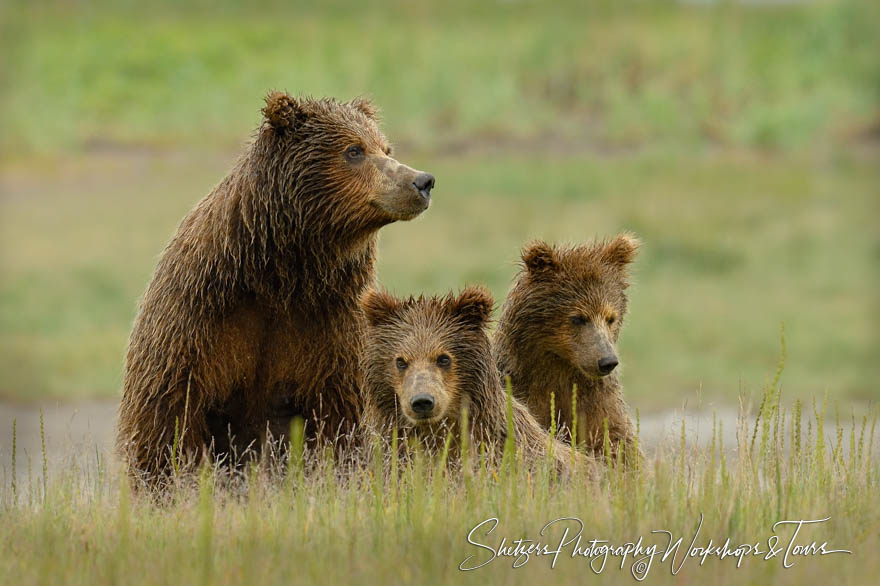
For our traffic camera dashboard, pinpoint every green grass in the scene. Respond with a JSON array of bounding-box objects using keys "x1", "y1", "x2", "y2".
[
  {"x1": 1, "y1": 0, "x2": 877, "y2": 155},
  {"x1": 1, "y1": 381, "x2": 878, "y2": 585}
]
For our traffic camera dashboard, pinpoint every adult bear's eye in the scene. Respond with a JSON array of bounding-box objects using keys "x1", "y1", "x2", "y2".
[
  {"x1": 345, "y1": 145, "x2": 365, "y2": 161},
  {"x1": 395, "y1": 357, "x2": 408, "y2": 371},
  {"x1": 436, "y1": 354, "x2": 451, "y2": 368},
  {"x1": 607, "y1": 315, "x2": 616, "y2": 325},
  {"x1": 570, "y1": 315, "x2": 588, "y2": 327}
]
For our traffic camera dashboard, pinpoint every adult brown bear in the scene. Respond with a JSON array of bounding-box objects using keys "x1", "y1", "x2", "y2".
[{"x1": 117, "y1": 92, "x2": 435, "y2": 487}]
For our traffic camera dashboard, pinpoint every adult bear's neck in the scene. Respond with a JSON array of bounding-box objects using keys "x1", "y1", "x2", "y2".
[{"x1": 212, "y1": 162, "x2": 380, "y2": 312}]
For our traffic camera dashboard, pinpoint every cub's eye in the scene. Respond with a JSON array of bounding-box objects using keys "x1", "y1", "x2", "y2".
[
  {"x1": 395, "y1": 357, "x2": 408, "y2": 371},
  {"x1": 570, "y1": 315, "x2": 588, "y2": 327},
  {"x1": 345, "y1": 145, "x2": 365, "y2": 161},
  {"x1": 607, "y1": 316, "x2": 617, "y2": 326},
  {"x1": 436, "y1": 354, "x2": 451, "y2": 368},
  {"x1": 384, "y1": 146, "x2": 393, "y2": 156}
]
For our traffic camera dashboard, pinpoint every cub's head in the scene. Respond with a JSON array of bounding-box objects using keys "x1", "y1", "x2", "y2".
[
  {"x1": 257, "y1": 91, "x2": 434, "y2": 226},
  {"x1": 507, "y1": 234, "x2": 640, "y2": 379},
  {"x1": 360, "y1": 286, "x2": 494, "y2": 426}
]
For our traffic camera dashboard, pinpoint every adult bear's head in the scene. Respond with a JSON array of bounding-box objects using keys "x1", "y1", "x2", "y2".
[{"x1": 253, "y1": 92, "x2": 434, "y2": 238}]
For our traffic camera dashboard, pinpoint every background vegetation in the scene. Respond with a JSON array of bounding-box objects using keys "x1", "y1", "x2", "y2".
[{"x1": 2, "y1": 0, "x2": 877, "y2": 409}]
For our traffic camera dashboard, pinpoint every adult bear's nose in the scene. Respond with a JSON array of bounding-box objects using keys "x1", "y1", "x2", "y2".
[
  {"x1": 410, "y1": 393, "x2": 435, "y2": 415},
  {"x1": 597, "y1": 356, "x2": 619, "y2": 375},
  {"x1": 413, "y1": 173, "x2": 435, "y2": 201}
]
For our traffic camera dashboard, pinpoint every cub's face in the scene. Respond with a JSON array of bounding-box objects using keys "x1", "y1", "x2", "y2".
[
  {"x1": 391, "y1": 346, "x2": 457, "y2": 425},
  {"x1": 260, "y1": 92, "x2": 435, "y2": 224},
  {"x1": 513, "y1": 234, "x2": 639, "y2": 379},
  {"x1": 361, "y1": 287, "x2": 494, "y2": 426}
]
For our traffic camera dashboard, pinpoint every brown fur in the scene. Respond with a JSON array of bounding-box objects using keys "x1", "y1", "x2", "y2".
[
  {"x1": 360, "y1": 286, "x2": 596, "y2": 477},
  {"x1": 494, "y1": 235, "x2": 642, "y2": 464},
  {"x1": 116, "y1": 92, "x2": 434, "y2": 487}
]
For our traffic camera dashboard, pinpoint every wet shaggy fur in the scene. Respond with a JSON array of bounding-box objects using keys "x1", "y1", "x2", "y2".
[
  {"x1": 494, "y1": 235, "x2": 642, "y2": 464},
  {"x1": 360, "y1": 286, "x2": 595, "y2": 477},
  {"x1": 117, "y1": 92, "x2": 432, "y2": 487}
]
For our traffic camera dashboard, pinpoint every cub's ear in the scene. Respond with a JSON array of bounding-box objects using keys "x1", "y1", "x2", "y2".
[
  {"x1": 449, "y1": 285, "x2": 494, "y2": 328},
  {"x1": 348, "y1": 96, "x2": 379, "y2": 121},
  {"x1": 360, "y1": 289, "x2": 401, "y2": 327},
  {"x1": 521, "y1": 241, "x2": 558, "y2": 276},
  {"x1": 262, "y1": 91, "x2": 307, "y2": 133},
  {"x1": 601, "y1": 233, "x2": 641, "y2": 268}
]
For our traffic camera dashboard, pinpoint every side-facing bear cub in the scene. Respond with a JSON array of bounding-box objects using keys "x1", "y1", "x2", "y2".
[
  {"x1": 494, "y1": 234, "x2": 642, "y2": 464},
  {"x1": 360, "y1": 286, "x2": 595, "y2": 477}
]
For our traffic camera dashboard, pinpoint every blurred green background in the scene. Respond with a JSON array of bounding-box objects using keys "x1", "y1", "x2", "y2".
[{"x1": 0, "y1": 0, "x2": 877, "y2": 410}]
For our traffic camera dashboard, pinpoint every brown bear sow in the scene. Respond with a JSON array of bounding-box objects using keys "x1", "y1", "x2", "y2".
[
  {"x1": 360, "y1": 286, "x2": 594, "y2": 476},
  {"x1": 117, "y1": 92, "x2": 435, "y2": 485},
  {"x1": 494, "y1": 234, "x2": 641, "y2": 464}
]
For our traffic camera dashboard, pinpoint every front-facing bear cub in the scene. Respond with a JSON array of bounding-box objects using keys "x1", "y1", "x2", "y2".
[
  {"x1": 494, "y1": 234, "x2": 642, "y2": 464},
  {"x1": 360, "y1": 286, "x2": 594, "y2": 477}
]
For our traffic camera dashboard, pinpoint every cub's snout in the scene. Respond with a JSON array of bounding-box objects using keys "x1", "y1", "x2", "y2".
[
  {"x1": 597, "y1": 355, "x2": 619, "y2": 376},
  {"x1": 400, "y1": 362, "x2": 448, "y2": 423},
  {"x1": 410, "y1": 392, "x2": 436, "y2": 416}
]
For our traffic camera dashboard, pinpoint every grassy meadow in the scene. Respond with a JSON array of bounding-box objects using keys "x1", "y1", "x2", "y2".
[
  {"x1": 2, "y1": 384, "x2": 879, "y2": 584},
  {"x1": 0, "y1": 0, "x2": 878, "y2": 583}
]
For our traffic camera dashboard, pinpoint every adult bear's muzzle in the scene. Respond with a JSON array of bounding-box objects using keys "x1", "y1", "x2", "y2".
[{"x1": 370, "y1": 155, "x2": 435, "y2": 220}]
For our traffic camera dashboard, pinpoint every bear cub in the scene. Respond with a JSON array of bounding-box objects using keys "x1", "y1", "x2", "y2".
[
  {"x1": 494, "y1": 234, "x2": 642, "y2": 464},
  {"x1": 360, "y1": 286, "x2": 594, "y2": 477}
]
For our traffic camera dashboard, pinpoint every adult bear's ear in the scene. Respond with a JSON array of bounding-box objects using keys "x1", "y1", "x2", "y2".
[
  {"x1": 348, "y1": 96, "x2": 379, "y2": 121},
  {"x1": 601, "y1": 233, "x2": 640, "y2": 269},
  {"x1": 449, "y1": 285, "x2": 494, "y2": 329},
  {"x1": 262, "y1": 91, "x2": 307, "y2": 134},
  {"x1": 521, "y1": 241, "x2": 558, "y2": 276},
  {"x1": 360, "y1": 289, "x2": 401, "y2": 327}
]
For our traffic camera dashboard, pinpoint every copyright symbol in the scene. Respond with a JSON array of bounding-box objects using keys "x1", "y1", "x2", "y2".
[{"x1": 633, "y1": 559, "x2": 649, "y2": 577}]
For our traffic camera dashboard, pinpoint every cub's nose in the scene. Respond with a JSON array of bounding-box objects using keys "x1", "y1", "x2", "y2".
[
  {"x1": 410, "y1": 393, "x2": 435, "y2": 415},
  {"x1": 597, "y1": 356, "x2": 619, "y2": 375},
  {"x1": 413, "y1": 172, "x2": 435, "y2": 201}
]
